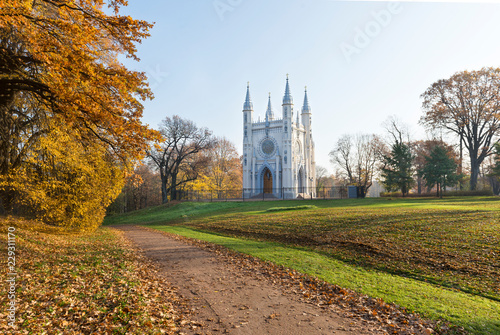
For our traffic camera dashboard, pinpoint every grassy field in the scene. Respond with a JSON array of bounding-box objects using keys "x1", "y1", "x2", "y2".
[
  {"x1": 0, "y1": 217, "x2": 189, "y2": 334},
  {"x1": 104, "y1": 197, "x2": 500, "y2": 334}
]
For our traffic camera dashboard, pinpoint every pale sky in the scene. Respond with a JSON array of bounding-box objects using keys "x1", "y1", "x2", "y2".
[{"x1": 119, "y1": 0, "x2": 500, "y2": 173}]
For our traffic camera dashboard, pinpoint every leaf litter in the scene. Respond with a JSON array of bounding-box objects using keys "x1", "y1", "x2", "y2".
[
  {"x1": 0, "y1": 217, "x2": 193, "y2": 334},
  {"x1": 146, "y1": 227, "x2": 467, "y2": 335}
]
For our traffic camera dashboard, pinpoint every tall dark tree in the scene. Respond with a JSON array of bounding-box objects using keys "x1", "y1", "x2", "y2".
[
  {"x1": 492, "y1": 143, "x2": 500, "y2": 177},
  {"x1": 487, "y1": 143, "x2": 500, "y2": 195},
  {"x1": 148, "y1": 115, "x2": 215, "y2": 203},
  {"x1": 419, "y1": 145, "x2": 460, "y2": 198},
  {"x1": 413, "y1": 140, "x2": 460, "y2": 194},
  {"x1": 381, "y1": 142, "x2": 414, "y2": 197},
  {"x1": 421, "y1": 68, "x2": 500, "y2": 190}
]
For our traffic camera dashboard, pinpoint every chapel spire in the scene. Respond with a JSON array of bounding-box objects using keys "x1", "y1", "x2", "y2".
[
  {"x1": 243, "y1": 82, "x2": 253, "y2": 111},
  {"x1": 282, "y1": 74, "x2": 293, "y2": 105},
  {"x1": 301, "y1": 86, "x2": 311, "y2": 114},
  {"x1": 266, "y1": 93, "x2": 275, "y2": 121}
]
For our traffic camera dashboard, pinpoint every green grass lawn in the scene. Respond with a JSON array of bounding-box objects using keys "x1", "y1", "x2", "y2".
[{"x1": 104, "y1": 197, "x2": 500, "y2": 334}]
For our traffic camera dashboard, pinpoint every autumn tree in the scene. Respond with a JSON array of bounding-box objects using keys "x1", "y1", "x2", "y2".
[
  {"x1": 413, "y1": 140, "x2": 431, "y2": 194},
  {"x1": 108, "y1": 164, "x2": 162, "y2": 213},
  {"x1": 148, "y1": 115, "x2": 215, "y2": 203},
  {"x1": 419, "y1": 145, "x2": 460, "y2": 198},
  {"x1": 315, "y1": 165, "x2": 332, "y2": 189},
  {"x1": 0, "y1": 0, "x2": 157, "y2": 224},
  {"x1": 421, "y1": 68, "x2": 500, "y2": 190},
  {"x1": 1, "y1": 117, "x2": 125, "y2": 230},
  {"x1": 203, "y1": 137, "x2": 242, "y2": 192},
  {"x1": 0, "y1": 0, "x2": 156, "y2": 161},
  {"x1": 329, "y1": 134, "x2": 384, "y2": 198}
]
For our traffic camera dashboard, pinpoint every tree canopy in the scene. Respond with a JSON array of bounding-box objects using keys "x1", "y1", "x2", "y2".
[
  {"x1": 419, "y1": 144, "x2": 460, "y2": 197},
  {"x1": 329, "y1": 134, "x2": 384, "y2": 198},
  {"x1": 421, "y1": 67, "x2": 500, "y2": 190},
  {"x1": 381, "y1": 141, "x2": 414, "y2": 197},
  {"x1": 0, "y1": 0, "x2": 156, "y2": 229},
  {"x1": 0, "y1": 0, "x2": 157, "y2": 162},
  {"x1": 413, "y1": 140, "x2": 460, "y2": 194},
  {"x1": 148, "y1": 115, "x2": 215, "y2": 203}
]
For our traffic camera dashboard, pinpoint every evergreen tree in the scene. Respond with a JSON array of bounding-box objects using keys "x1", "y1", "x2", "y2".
[
  {"x1": 420, "y1": 145, "x2": 460, "y2": 198},
  {"x1": 486, "y1": 143, "x2": 500, "y2": 195},
  {"x1": 492, "y1": 143, "x2": 500, "y2": 177},
  {"x1": 381, "y1": 142, "x2": 414, "y2": 197}
]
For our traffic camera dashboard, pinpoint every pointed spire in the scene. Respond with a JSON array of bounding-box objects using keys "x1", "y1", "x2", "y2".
[
  {"x1": 243, "y1": 82, "x2": 253, "y2": 111},
  {"x1": 283, "y1": 74, "x2": 293, "y2": 105},
  {"x1": 266, "y1": 92, "x2": 274, "y2": 121},
  {"x1": 296, "y1": 109, "x2": 300, "y2": 126},
  {"x1": 302, "y1": 86, "x2": 311, "y2": 114}
]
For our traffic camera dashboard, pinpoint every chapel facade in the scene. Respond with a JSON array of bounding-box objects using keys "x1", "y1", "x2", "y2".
[{"x1": 242, "y1": 76, "x2": 316, "y2": 199}]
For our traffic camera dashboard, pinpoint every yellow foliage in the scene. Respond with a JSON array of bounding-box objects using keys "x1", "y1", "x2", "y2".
[
  {"x1": 185, "y1": 137, "x2": 242, "y2": 192},
  {"x1": 186, "y1": 174, "x2": 217, "y2": 192},
  {"x1": 0, "y1": 0, "x2": 157, "y2": 229},
  {"x1": 0, "y1": 119, "x2": 125, "y2": 231}
]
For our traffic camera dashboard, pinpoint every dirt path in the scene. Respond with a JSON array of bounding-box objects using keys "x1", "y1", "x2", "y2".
[{"x1": 113, "y1": 225, "x2": 382, "y2": 335}]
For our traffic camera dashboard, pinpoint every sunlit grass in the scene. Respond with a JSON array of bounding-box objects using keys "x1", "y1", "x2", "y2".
[
  {"x1": 105, "y1": 196, "x2": 500, "y2": 334},
  {"x1": 149, "y1": 225, "x2": 500, "y2": 335}
]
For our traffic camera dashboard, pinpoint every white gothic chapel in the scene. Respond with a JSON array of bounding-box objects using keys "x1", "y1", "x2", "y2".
[{"x1": 242, "y1": 76, "x2": 316, "y2": 199}]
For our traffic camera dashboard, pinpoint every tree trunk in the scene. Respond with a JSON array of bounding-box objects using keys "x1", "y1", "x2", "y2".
[
  {"x1": 160, "y1": 170, "x2": 168, "y2": 204},
  {"x1": 470, "y1": 159, "x2": 480, "y2": 191},
  {"x1": 170, "y1": 173, "x2": 177, "y2": 201},
  {"x1": 459, "y1": 133, "x2": 463, "y2": 190},
  {"x1": 488, "y1": 176, "x2": 500, "y2": 195},
  {"x1": 0, "y1": 189, "x2": 14, "y2": 214}
]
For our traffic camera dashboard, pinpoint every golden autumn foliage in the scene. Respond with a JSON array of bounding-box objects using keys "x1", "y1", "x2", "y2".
[
  {"x1": 0, "y1": 0, "x2": 158, "y2": 229},
  {"x1": 187, "y1": 137, "x2": 242, "y2": 192},
  {"x1": 0, "y1": 0, "x2": 157, "y2": 161},
  {"x1": 1, "y1": 117, "x2": 125, "y2": 231}
]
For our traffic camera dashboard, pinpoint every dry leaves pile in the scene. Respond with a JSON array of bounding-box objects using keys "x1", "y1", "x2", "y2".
[
  {"x1": 151, "y1": 228, "x2": 466, "y2": 335},
  {"x1": 0, "y1": 217, "x2": 190, "y2": 334}
]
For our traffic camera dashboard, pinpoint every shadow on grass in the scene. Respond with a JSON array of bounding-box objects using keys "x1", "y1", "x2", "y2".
[
  {"x1": 104, "y1": 196, "x2": 500, "y2": 226},
  {"x1": 149, "y1": 225, "x2": 500, "y2": 335},
  {"x1": 463, "y1": 318, "x2": 500, "y2": 335}
]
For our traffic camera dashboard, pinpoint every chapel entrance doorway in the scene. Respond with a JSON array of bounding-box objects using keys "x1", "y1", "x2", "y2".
[{"x1": 263, "y1": 168, "x2": 273, "y2": 194}]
